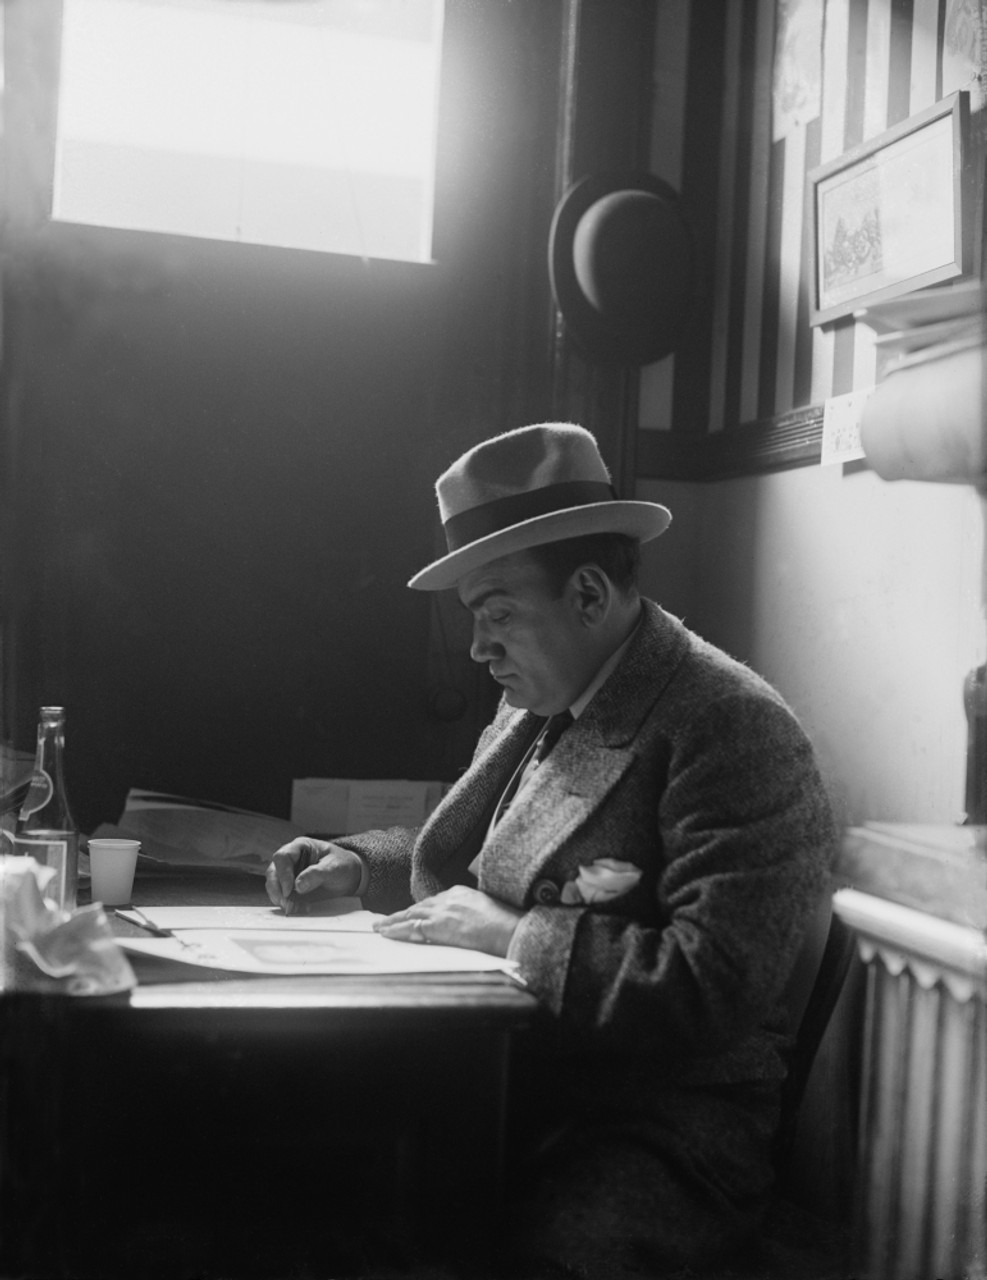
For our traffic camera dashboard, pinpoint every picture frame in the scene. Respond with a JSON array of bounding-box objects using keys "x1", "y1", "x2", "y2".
[{"x1": 807, "y1": 91, "x2": 972, "y2": 326}]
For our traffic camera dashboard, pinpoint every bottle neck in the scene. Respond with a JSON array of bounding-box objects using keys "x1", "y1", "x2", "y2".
[
  {"x1": 36, "y1": 713, "x2": 67, "y2": 785},
  {"x1": 20, "y1": 708, "x2": 75, "y2": 830}
]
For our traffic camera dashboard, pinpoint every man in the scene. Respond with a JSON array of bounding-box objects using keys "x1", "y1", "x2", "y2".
[{"x1": 266, "y1": 423, "x2": 836, "y2": 1275}]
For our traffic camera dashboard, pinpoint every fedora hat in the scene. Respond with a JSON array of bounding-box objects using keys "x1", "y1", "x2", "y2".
[
  {"x1": 549, "y1": 172, "x2": 696, "y2": 366},
  {"x1": 408, "y1": 423, "x2": 671, "y2": 591}
]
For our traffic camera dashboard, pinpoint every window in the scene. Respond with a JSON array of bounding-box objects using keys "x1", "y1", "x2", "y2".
[{"x1": 53, "y1": 0, "x2": 444, "y2": 263}]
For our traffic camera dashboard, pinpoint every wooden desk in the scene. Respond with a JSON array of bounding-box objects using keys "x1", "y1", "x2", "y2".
[{"x1": 0, "y1": 867, "x2": 537, "y2": 1280}]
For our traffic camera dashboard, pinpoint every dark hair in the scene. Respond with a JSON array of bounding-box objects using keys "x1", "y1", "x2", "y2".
[{"x1": 524, "y1": 532, "x2": 641, "y2": 597}]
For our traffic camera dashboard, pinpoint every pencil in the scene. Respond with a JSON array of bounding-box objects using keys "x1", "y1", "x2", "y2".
[{"x1": 114, "y1": 906, "x2": 170, "y2": 937}]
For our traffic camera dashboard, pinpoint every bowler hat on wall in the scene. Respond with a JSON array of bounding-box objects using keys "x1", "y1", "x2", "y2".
[{"x1": 549, "y1": 172, "x2": 696, "y2": 366}]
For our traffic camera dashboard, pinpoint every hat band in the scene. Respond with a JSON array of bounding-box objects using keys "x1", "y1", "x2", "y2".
[{"x1": 443, "y1": 480, "x2": 617, "y2": 552}]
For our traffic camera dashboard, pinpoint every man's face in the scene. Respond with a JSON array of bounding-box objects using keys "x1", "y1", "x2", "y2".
[{"x1": 457, "y1": 551, "x2": 599, "y2": 716}]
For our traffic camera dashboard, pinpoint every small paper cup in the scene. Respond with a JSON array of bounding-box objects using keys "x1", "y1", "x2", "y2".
[{"x1": 87, "y1": 838, "x2": 141, "y2": 906}]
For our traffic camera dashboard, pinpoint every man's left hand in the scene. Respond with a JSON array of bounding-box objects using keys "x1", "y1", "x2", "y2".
[{"x1": 373, "y1": 885, "x2": 524, "y2": 957}]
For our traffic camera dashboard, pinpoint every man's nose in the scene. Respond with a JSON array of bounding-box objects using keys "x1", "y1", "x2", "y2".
[{"x1": 470, "y1": 620, "x2": 503, "y2": 664}]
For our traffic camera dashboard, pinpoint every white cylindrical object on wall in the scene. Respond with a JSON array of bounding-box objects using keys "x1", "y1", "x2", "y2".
[{"x1": 860, "y1": 343, "x2": 986, "y2": 485}]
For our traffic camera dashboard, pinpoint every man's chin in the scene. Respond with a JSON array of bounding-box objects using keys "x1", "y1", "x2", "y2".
[{"x1": 502, "y1": 688, "x2": 552, "y2": 715}]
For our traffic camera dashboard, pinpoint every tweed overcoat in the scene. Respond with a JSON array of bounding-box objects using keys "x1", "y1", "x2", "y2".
[{"x1": 338, "y1": 599, "x2": 836, "y2": 1099}]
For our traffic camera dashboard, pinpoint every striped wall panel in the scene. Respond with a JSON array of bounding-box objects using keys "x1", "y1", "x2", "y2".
[{"x1": 638, "y1": 0, "x2": 985, "y2": 475}]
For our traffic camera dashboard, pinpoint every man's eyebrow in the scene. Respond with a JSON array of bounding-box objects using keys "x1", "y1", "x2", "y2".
[{"x1": 460, "y1": 586, "x2": 509, "y2": 612}]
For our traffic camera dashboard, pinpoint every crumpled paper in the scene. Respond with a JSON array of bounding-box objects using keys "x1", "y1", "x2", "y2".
[{"x1": 1, "y1": 855, "x2": 136, "y2": 995}]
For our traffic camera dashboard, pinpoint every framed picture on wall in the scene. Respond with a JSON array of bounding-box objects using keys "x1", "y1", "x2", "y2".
[{"x1": 807, "y1": 91, "x2": 972, "y2": 326}]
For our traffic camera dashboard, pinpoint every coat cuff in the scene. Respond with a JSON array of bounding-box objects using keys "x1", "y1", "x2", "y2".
[
  {"x1": 325, "y1": 842, "x2": 370, "y2": 897},
  {"x1": 506, "y1": 903, "x2": 583, "y2": 1012}
]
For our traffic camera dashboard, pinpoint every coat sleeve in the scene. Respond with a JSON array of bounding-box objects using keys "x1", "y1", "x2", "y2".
[
  {"x1": 330, "y1": 826, "x2": 418, "y2": 914},
  {"x1": 330, "y1": 697, "x2": 523, "y2": 914},
  {"x1": 507, "y1": 691, "x2": 837, "y2": 1062}
]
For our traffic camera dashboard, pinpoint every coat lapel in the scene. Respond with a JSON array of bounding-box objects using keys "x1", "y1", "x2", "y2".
[
  {"x1": 476, "y1": 602, "x2": 691, "y2": 906},
  {"x1": 410, "y1": 701, "x2": 542, "y2": 899},
  {"x1": 478, "y1": 735, "x2": 634, "y2": 905}
]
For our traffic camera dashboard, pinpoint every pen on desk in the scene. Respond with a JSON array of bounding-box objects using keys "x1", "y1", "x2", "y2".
[
  {"x1": 114, "y1": 906, "x2": 171, "y2": 937},
  {"x1": 113, "y1": 907, "x2": 200, "y2": 954}
]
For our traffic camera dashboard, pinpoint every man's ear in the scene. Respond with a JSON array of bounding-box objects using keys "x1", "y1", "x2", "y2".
[{"x1": 568, "y1": 565, "x2": 611, "y2": 624}]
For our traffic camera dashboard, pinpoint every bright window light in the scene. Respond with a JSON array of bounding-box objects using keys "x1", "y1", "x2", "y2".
[{"x1": 53, "y1": 0, "x2": 445, "y2": 263}]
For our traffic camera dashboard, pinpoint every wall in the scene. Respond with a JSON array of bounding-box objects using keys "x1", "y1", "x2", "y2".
[
  {"x1": 0, "y1": 0, "x2": 564, "y2": 830},
  {"x1": 635, "y1": 0, "x2": 986, "y2": 826},
  {"x1": 3, "y1": 0, "x2": 981, "y2": 833},
  {"x1": 641, "y1": 0, "x2": 986, "y2": 435},
  {"x1": 638, "y1": 472, "x2": 984, "y2": 825}
]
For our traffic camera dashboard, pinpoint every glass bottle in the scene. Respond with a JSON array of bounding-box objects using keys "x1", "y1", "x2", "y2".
[{"x1": 11, "y1": 707, "x2": 79, "y2": 910}]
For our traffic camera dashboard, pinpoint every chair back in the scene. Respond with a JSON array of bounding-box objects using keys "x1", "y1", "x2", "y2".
[
  {"x1": 782, "y1": 894, "x2": 834, "y2": 1030},
  {"x1": 774, "y1": 895, "x2": 857, "y2": 1171}
]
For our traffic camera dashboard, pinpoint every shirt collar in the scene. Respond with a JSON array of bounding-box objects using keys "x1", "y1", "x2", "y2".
[{"x1": 568, "y1": 606, "x2": 642, "y2": 720}]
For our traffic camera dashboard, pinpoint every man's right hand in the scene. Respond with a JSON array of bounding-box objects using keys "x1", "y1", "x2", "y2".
[{"x1": 265, "y1": 838, "x2": 364, "y2": 913}]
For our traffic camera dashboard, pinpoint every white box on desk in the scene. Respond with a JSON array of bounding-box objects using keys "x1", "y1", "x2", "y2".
[{"x1": 290, "y1": 778, "x2": 450, "y2": 836}]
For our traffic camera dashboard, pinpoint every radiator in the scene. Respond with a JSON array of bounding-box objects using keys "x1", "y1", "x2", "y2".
[{"x1": 834, "y1": 889, "x2": 987, "y2": 1280}]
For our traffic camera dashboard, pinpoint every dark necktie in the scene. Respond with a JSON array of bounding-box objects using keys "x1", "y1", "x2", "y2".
[
  {"x1": 533, "y1": 710, "x2": 574, "y2": 763},
  {"x1": 489, "y1": 711, "x2": 575, "y2": 830}
]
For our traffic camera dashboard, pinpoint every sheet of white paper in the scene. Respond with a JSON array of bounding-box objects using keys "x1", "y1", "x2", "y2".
[
  {"x1": 110, "y1": 788, "x2": 304, "y2": 870},
  {"x1": 119, "y1": 928, "x2": 518, "y2": 976},
  {"x1": 821, "y1": 389, "x2": 869, "y2": 465},
  {"x1": 117, "y1": 900, "x2": 381, "y2": 932}
]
